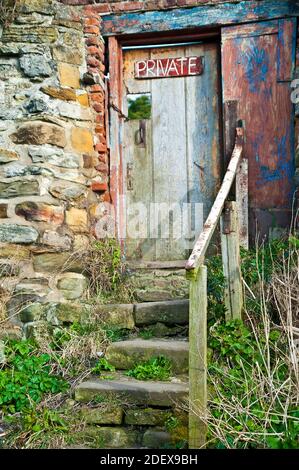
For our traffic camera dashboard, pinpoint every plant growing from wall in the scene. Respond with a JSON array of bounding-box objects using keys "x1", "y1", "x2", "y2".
[
  {"x1": 75, "y1": 239, "x2": 134, "y2": 303},
  {"x1": 0, "y1": 0, "x2": 19, "y2": 26}
]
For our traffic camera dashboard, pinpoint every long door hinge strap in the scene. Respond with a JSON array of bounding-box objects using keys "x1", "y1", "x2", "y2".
[{"x1": 109, "y1": 101, "x2": 128, "y2": 120}]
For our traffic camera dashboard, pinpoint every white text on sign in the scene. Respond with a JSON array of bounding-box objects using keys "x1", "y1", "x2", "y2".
[{"x1": 135, "y1": 56, "x2": 204, "y2": 79}]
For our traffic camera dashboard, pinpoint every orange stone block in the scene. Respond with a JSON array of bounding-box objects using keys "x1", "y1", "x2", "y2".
[
  {"x1": 76, "y1": 92, "x2": 89, "y2": 107},
  {"x1": 71, "y1": 127, "x2": 94, "y2": 153},
  {"x1": 58, "y1": 63, "x2": 80, "y2": 89},
  {"x1": 66, "y1": 208, "x2": 88, "y2": 233}
]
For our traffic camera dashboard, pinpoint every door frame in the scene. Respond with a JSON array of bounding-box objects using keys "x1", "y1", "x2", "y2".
[{"x1": 107, "y1": 30, "x2": 223, "y2": 245}]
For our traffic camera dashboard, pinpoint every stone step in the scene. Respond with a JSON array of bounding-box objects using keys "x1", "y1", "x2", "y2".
[
  {"x1": 106, "y1": 338, "x2": 189, "y2": 373},
  {"x1": 134, "y1": 299, "x2": 189, "y2": 326},
  {"x1": 75, "y1": 374, "x2": 188, "y2": 407},
  {"x1": 127, "y1": 268, "x2": 189, "y2": 302},
  {"x1": 96, "y1": 299, "x2": 189, "y2": 331}
]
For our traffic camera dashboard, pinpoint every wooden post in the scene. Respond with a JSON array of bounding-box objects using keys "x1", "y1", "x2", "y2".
[
  {"x1": 223, "y1": 100, "x2": 238, "y2": 174},
  {"x1": 221, "y1": 201, "x2": 243, "y2": 321},
  {"x1": 188, "y1": 265, "x2": 207, "y2": 449},
  {"x1": 236, "y1": 156, "x2": 249, "y2": 249}
]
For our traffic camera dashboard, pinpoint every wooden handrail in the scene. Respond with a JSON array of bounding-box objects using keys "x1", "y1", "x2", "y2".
[
  {"x1": 187, "y1": 123, "x2": 246, "y2": 450},
  {"x1": 186, "y1": 125, "x2": 244, "y2": 275}
]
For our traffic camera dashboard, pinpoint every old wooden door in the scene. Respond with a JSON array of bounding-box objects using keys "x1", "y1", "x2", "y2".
[
  {"x1": 222, "y1": 19, "x2": 296, "y2": 241},
  {"x1": 122, "y1": 43, "x2": 221, "y2": 261}
]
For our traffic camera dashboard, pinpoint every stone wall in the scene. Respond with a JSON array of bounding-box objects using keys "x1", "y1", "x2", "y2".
[
  {"x1": 0, "y1": 0, "x2": 109, "y2": 334},
  {"x1": 0, "y1": 0, "x2": 298, "y2": 337}
]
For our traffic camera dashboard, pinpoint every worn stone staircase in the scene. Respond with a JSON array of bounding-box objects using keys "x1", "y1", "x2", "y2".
[{"x1": 74, "y1": 287, "x2": 190, "y2": 449}]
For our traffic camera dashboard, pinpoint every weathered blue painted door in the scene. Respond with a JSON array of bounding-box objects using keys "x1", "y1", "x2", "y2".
[
  {"x1": 122, "y1": 43, "x2": 221, "y2": 261},
  {"x1": 222, "y1": 19, "x2": 296, "y2": 241}
]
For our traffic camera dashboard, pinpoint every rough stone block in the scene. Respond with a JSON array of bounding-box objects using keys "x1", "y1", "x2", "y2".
[
  {"x1": 134, "y1": 300, "x2": 189, "y2": 326},
  {"x1": 0, "y1": 149, "x2": 19, "y2": 163},
  {"x1": 29, "y1": 146, "x2": 80, "y2": 169},
  {"x1": 95, "y1": 304, "x2": 135, "y2": 330},
  {"x1": 1, "y1": 163, "x2": 45, "y2": 179},
  {"x1": 20, "y1": 302, "x2": 44, "y2": 323},
  {"x1": 15, "y1": 202, "x2": 64, "y2": 225},
  {"x1": 56, "y1": 273, "x2": 88, "y2": 300},
  {"x1": 76, "y1": 92, "x2": 89, "y2": 107},
  {"x1": 75, "y1": 376, "x2": 188, "y2": 407},
  {"x1": 66, "y1": 208, "x2": 88, "y2": 233},
  {"x1": 0, "y1": 224, "x2": 39, "y2": 244},
  {"x1": 41, "y1": 86, "x2": 77, "y2": 102},
  {"x1": 58, "y1": 63, "x2": 80, "y2": 89},
  {"x1": 19, "y1": 0, "x2": 55, "y2": 15},
  {"x1": 11, "y1": 121, "x2": 66, "y2": 148},
  {"x1": 125, "y1": 408, "x2": 170, "y2": 426},
  {"x1": 45, "y1": 302, "x2": 88, "y2": 324},
  {"x1": 0, "y1": 180, "x2": 39, "y2": 198},
  {"x1": 56, "y1": 101, "x2": 92, "y2": 121},
  {"x1": 75, "y1": 426, "x2": 138, "y2": 449},
  {"x1": 71, "y1": 127, "x2": 94, "y2": 153},
  {"x1": 33, "y1": 252, "x2": 83, "y2": 273},
  {"x1": 0, "y1": 245, "x2": 30, "y2": 260},
  {"x1": 19, "y1": 54, "x2": 52, "y2": 78},
  {"x1": 2, "y1": 26, "x2": 58, "y2": 43},
  {"x1": 142, "y1": 429, "x2": 171, "y2": 449},
  {"x1": 106, "y1": 339, "x2": 189, "y2": 373},
  {"x1": 52, "y1": 45, "x2": 83, "y2": 66},
  {"x1": 49, "y1": 180, "x2": 86, "y2": 201},
  {"x1": 81, "y1": 406, "x2": 123, "y2": 425},
  {"x1": 40, "y1": 231, "x2": 72, "y2": 250}
]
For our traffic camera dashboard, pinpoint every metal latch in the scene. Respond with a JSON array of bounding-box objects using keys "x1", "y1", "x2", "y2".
[
  {"x1": 127, "y1": 163, "x2": 133, "y2": 191},
  {"x1": 135, "y1": 120, "x2": 146, "y2": 147}
]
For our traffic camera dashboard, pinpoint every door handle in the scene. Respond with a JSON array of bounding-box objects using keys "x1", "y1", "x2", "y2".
[
  {"x1": 127, "y1": 163, "x2": 133, "y2": 191},
  {"x1": 135, "y1": 120, "x2": 146, "y2": 147}
]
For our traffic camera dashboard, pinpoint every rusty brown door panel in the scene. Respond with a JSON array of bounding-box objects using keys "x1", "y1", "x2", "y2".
[{"x1": 222, "y1": 19, "x2": 296, "y2": 241}]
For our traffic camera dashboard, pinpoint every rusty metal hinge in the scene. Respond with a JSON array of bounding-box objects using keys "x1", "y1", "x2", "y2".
[{"x1": 109, "y1": 101, "x2": 128, "y2": 120}]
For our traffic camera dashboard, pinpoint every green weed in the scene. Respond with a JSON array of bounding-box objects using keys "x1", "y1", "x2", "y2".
[
  {"x1": 126, "y1": 356, "x2": 172, "y2": 381},
  {"x1": 91, "y1": 358, "x2": 115, "y2": 375},
  {"x1": 0, "y1": 340, "x2": 68, "y2": 414},
  {"x1": 138, "y1": 328, "x2": 154, "y2": 340}
]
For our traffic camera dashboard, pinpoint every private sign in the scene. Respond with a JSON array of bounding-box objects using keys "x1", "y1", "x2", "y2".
[{"x1": 135, "y1": 56, "x2": 204, "y2": 79}]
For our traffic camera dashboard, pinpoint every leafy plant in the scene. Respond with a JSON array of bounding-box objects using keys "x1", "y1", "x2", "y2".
[
  {"x1": 126, "y1": 356, "x2": 172, "y2": 381},
  {"x1": 165, "y1": 415, "x2": 180, "y2": 432},
  {"x1": 201, "y1": 315, "x2": 297, "y2": 448},
  {"x1": 0, "y1": 340, "x2": 68, "y2": 414},
  {"x1": 240, "y1": 238, "x2": 288, "y2": 286},
  {"x1": 103, "y1": 326, "x2": 129, "y2": 342},
  {"x1": 188, "y1": 236, "x2": 299, "y2": 449},
  {"x1": 21, "y1": 408, "x2": 68, "y2": 434},
  {"x1": 206, "y1": 255, "x2": 226, "y2": 324},
  {"x1": 208, "y1": 319, "x2": 262, "y2": 368},
  {"x1": 138, "y1": 328, "x2": 154, "y2": 340},
  {"x1": 91, "y1": 358, "x2": 115, "y2": 374}
]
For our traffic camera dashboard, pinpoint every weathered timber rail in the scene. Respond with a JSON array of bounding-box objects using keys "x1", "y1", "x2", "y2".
[{"x1": 186, "y1": 123, "x2": 246, "y2": 449}]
